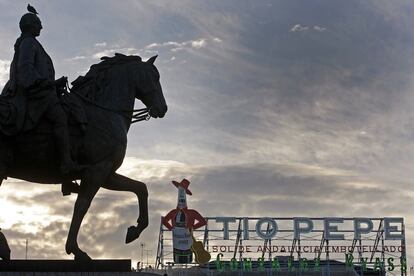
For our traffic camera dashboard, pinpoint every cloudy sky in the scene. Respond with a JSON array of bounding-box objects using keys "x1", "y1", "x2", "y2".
[{"x1": 1, "y1": 0, "x2": 414, "y2": 269}]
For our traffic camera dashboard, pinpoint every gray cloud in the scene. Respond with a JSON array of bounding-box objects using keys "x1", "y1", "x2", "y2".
[
  {"x1": 290, "y1": 24, "x2": 309, "y2": 32},
  {"x1": 95, "y1": 42, "x2": 107, "y2": 47},
  {"x1": 290, "y1": 24, "x2": 327, "y2": 32},
  {"x1": 0, "y1": 59, "x2": 10, "y2": 88},
  {"x1": 313, "y1": 26, "x2": 327, "y2": 32}
]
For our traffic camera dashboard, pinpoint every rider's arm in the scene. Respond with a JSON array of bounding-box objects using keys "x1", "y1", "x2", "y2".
[{"x1": 17, "y1": 37, "x2": 44, "y2": 89}]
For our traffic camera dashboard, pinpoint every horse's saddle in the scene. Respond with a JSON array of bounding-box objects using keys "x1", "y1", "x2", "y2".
[
  {"x1": 0, "y1": 92, "x2": 88, "y2": 170},
  {"x1": 0, "y1": 92, "x2": 87, "y2": 136}
]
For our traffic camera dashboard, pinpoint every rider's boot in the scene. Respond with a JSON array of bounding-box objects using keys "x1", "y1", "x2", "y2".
[
  {"x1": 54, "y1": 124, "x2": 83, "y2": 175},
  {"x1": 61, "y1": 180, "x2": 80, "y2": 196}
]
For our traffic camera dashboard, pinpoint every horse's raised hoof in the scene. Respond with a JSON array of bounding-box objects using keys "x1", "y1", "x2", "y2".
[{"x1": 125, "y1": 224, "x2": 146, "y2": 244}]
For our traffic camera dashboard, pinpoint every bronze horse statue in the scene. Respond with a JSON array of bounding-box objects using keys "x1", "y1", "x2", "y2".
[{"x1": 0, "y1": 53, "x2": 167, "y2": 260}]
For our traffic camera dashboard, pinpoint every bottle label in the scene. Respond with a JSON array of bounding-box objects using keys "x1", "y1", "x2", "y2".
[{"x1": 172, "y1": 226, "x2": 192, "y2": 250}]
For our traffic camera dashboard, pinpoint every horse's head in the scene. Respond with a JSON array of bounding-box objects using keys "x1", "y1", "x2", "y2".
[
  {"x1": 72, "y1": 54, "x2": 167, "y2": 121},
  {"x1": 134, "y1": 55, "x2": 167, "y2": 119}
]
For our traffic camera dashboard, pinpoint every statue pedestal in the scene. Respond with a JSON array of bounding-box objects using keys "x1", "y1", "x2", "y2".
[{"x1": 0, "y1": 259, "x2": 131, "y2": 272}]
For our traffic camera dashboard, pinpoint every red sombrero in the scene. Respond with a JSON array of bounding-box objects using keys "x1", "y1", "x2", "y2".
[{"x1": 172, "y1": 178, "x2": 192, "y2": 195}]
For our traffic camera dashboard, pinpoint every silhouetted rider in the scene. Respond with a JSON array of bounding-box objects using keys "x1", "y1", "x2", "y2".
[{"x1": 2, "y1": 10, "x2": 79, "y2": 174}]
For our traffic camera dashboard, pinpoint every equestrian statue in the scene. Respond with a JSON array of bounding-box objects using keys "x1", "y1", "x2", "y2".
[{"x1": 0, "y1": 5, "x2": 167, "y2": 260}]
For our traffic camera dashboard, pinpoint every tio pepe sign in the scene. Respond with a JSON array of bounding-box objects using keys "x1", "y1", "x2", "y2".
[{"x1": 215, "y1": 217, "x2": 404, "y2": 240}]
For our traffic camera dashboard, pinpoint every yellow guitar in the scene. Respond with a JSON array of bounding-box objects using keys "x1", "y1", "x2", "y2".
[{"x1": 190, "y1": 231, "x2": 211, "y2": 265}]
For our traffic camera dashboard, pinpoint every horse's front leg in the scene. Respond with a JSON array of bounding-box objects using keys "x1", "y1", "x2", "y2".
[
  {"x1": 102, "y1": 173, "x2": 148, "y2": 243},
  {"x1": 65, "y1": 171, "x2": 102, "y2": 260}
]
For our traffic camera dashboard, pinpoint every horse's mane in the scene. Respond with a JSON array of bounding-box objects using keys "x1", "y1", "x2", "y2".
[
  {"x1": 71, "y1": 53, "x2": 142, "y2": 90},
  {"x1": 71, "y1": 53, "x2": 143, "y2": 102}
]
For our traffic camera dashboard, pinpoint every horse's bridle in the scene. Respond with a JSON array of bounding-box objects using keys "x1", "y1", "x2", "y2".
[
  {"x1": 66, "y1": 80, "x2": 151, "y2": 124},
  {"x1": 131, "y1": 108, "x2": 151, "y2": 123}
]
